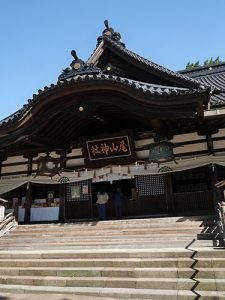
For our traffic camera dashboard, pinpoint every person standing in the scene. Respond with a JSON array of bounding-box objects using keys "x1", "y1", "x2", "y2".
[
  {"x1": 96, "y1": 190, "x2": 109, "y2": 220},
  {"x1": 114, "y1": 187, "x2": 124, "y2": 219}
]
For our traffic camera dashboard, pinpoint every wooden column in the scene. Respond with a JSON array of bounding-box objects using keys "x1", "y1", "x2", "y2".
[
  {"x1": 210, "y1": 164, "x2": 222, "y2": 214},
  {"x1": 23, "y1": 153, "x2": 35, "y2": 176},
  {"x1": 14, "y1": 203, "x2": 19, "y2": 223},
  {"x1": 24, "y1": 182, "x2": 32, "y2": 223},
  {"x1": 27, "y1": 157, "x2": 33, "y2": 176},
  {"x1": 165, "y1": 173, "x2": 175, "y2": 213},
  {"x1": 89, "y1": 179, "x2": 93, "y2": 218},
  {"x1": 59, "y1": 183, "x2": 66, "y2": 222},
  {"x1": 206, "y1": 134, "x2": 214, "y2": 155}
]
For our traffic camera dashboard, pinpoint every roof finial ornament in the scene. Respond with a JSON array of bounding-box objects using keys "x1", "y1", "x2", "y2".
[
  {"x1": 102, "y1": 19, "x2": 114, "y2": 37},
  {"x1": 97, "y1": 20, "x2": 125, "y2": 47},
  {"x1": 71, "y1": 50, "x2": 78, "y2": 60},
  {"x1": 58, "y1": 49, "x2": 100, "y2": 81},
  {"x1": 69, "y1": 50, "x2": 84, "y2": 70},
  {"x1": 104, "y1": 20, "x2": 109, "y2": 30}
]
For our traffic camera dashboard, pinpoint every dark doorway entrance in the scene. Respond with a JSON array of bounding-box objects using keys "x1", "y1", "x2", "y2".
[{"x1": 92, "y1": 178, "x2": 135, "y2": 219}]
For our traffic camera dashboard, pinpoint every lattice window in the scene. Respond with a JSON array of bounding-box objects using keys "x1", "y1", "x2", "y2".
[
  {"x1": 66, "y1": 179, "x2": 92, "y2": 202},
  {"x1": 135, "y1": 175, "x2": 165, "y2": 196}
]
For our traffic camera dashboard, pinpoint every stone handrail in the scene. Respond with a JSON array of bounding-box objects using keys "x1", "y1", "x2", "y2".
[{"x1": 0, "y1": 212, "x2": 17, "y2": 238}]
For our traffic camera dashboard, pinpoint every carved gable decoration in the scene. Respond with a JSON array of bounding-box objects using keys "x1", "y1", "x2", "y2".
[
  {"x1": 81, "y1": 131, "x2": 136, "y2": 168},
  {"x1": 34, "y1": 154, "x2": 62, "y2": 179}
]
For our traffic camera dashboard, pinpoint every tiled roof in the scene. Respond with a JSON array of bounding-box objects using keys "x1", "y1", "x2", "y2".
[
  {"x1": 89, "y1": 37, "x2": 203, "y2": 89},
  {"x1": 180, "y1": 63, "x2": 225, "y2": 106},
  {"x1": 0, "y1": 74, "x2": 207, "y2": 127}
]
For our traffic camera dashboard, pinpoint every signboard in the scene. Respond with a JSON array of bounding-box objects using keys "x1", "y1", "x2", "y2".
[{"x1": 82, "y1": 131, "x2": 136, "y2": 167}]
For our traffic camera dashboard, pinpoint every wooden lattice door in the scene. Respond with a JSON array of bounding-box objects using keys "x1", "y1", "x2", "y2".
[
  {"x1": 65, "y1": 179, "x2": 92, "y2": 220},
  {"x1": 135, "y1": 174, "x2": 171, "y2": 214}
]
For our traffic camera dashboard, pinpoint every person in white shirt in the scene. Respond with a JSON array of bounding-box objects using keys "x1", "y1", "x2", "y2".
[{"x1": 96, "y1": 190, "x2": 109, "y2": 220}]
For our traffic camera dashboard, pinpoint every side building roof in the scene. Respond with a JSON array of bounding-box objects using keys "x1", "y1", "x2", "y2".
[{"x1": 180, "y1": 62, "x2": 225, "y2": 107}]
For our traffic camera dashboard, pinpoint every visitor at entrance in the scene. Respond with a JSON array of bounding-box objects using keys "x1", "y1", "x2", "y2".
[
  {"x1": 114, "y1": 187, "x2": 124, "y2": 219},
  {"x1": 96, "y1": 189, "x2": 109, "y2": 220}
]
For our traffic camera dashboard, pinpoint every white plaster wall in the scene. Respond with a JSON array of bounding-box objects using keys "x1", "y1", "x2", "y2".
[
  {"x1": 171, "y1": 132, "x2": 203, "y2": 143},
  {"x1": 174, "y1": 142, "x2": 208, "y2": 154},
  {"x1": 66, "y1": 158, "x2": 85, "y2": 167},
  {"x1": 67, "y1": 148, "x2": 82, "y2": 157},
  {"x1": 4, "y1": 156, "x2": 27, "y2": 164},
  {"x1": 212, "y1": 128, "x2": 225, "y2": 138},
  {"x1": 1, "y1": 165, "x2": 27, "y2": 174},
  {"x1": 214, "y1": 140, "x2": 225, "y2": 149}
]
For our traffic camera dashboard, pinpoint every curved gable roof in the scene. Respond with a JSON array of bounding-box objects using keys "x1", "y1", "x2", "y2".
[
  {"x1": 88, "y1": 37, "x2": 203, "y2": 89},
  {"x1": 0, "y1": 74, "x2": 209, "y2": 129}
]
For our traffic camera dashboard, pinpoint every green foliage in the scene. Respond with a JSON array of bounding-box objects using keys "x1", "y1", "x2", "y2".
[{"x1": 185, "y1": 56, "x2": 222, "y2": 69}]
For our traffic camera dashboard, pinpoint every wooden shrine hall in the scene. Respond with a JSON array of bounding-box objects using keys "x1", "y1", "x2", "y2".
[{"x1": 0, "y1": 21, "x2": 225, "y2": 223}]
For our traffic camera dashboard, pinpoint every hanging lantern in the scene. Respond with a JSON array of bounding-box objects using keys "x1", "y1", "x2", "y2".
[{"x1": 148, "y1": 140, "x2": 176, "y2": 166}]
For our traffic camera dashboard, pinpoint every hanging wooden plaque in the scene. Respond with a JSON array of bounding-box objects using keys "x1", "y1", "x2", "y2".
[{"x1": 81, "y1": 131, "x2": 136, "y2": 168}]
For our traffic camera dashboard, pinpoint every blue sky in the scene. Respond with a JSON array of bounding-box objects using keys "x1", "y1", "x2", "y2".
[{"x1": 0, "y1": 0, "x2": 225, "y2": 120}]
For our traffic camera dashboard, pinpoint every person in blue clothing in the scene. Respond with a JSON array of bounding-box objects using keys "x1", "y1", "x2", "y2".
[{"x1": 114, "y1": 187, "x2": 124, "y2": 219}]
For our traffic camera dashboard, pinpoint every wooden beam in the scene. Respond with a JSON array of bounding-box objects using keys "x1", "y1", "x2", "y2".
[{"x1": 27, "y1": 136, "x2": 66, "y2": 150}]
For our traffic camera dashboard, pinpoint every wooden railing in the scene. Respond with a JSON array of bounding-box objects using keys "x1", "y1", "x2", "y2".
[{"x1": 0, "y1": 211, "x2": 18, "y2": 238}]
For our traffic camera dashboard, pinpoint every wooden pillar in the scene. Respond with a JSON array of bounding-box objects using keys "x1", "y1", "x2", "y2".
[
  {"x1": 24, "y1": 182, "x2": 32, "y2": 223},
  {"x1": 14, "y1": 203, "x2": 19, "y2": 223},
  {"x1": 210, "y1": 164, "x2": 222, "y2": 214},
  {"x1": 165, "y1": 173, "x2": 175, "y2": 213},
  {"x1": 27, "y1": 157, "x2": 33, "y2": 176},
  {"x1": 206, "y1": 134, "x2": 214, "y2": 155},
  {"x1": 90, "y1": 179, "x2": 93, "y2": 218},
  {"x1": 23, "y1": 153, "x2": 35, "y2": 177},
  {"x1": 59, "y1": 183, "x2": 66, "y2": 222}
]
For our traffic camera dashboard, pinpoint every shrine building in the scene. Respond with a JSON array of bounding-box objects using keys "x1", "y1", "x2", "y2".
[{"x1": 1, "y1": 21, "x2": 225, "y2": 223}]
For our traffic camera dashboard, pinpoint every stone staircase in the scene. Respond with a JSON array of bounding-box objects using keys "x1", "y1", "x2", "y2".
[{"x1": 0, "y1": 215, "x2": 224, "y2": 299}]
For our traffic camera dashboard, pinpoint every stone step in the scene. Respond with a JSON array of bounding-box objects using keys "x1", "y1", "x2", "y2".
[
  {"x1": 1, "y1": 236, "x2": 215, "y2": 245},
  {"x1": 13, "y1": 221, "x2": 217, "y2": 232},
  {"x1": 0, "y1": 266, "x2": 190, "y2": 278},
  {"x1": 0, "y1": 266, "x2": 224, "y2": 279},
  {"x1": 0, "y1": 244, "x2": 213, "y2": 251},
  {"x1": 0, "y1": 236, "x2": 215, "y2": 246},
  {"x1": 0, "y1": 294, "x2": 117, "y2": 300},
  {"x1": 2, "y1": 234, "x2": 216, "y2": 244},
  {"x1": 0, "y1": 275, "x2": 225, "y2": 291},
  {"x1": 0, "y1": 257, "x2": 221, "y2": 268},
  {"x1": 4, "y1": 229, "x2": 214, "y2": 238},
  {"x1": 13, "y1": 217, "x2": 216, "y2": 231},
  {"x1": 17, "y1": 214, "x2": 215, "y2": 224},
  {"x1": 7, "y1": 226, "x2": 217, "y2": 236},
  {"x1": 1, "y1": 248, "x2": 225, "y2": 259},
  {"x1": 0, "y1": 284, "x2": 224, "y2": 299},
  {"x1": 0, "y1": 240, "x2": 217, "y2": 251},
  {"x1": 6, "y1": 229, "x2": 218, "y2": 237}
]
